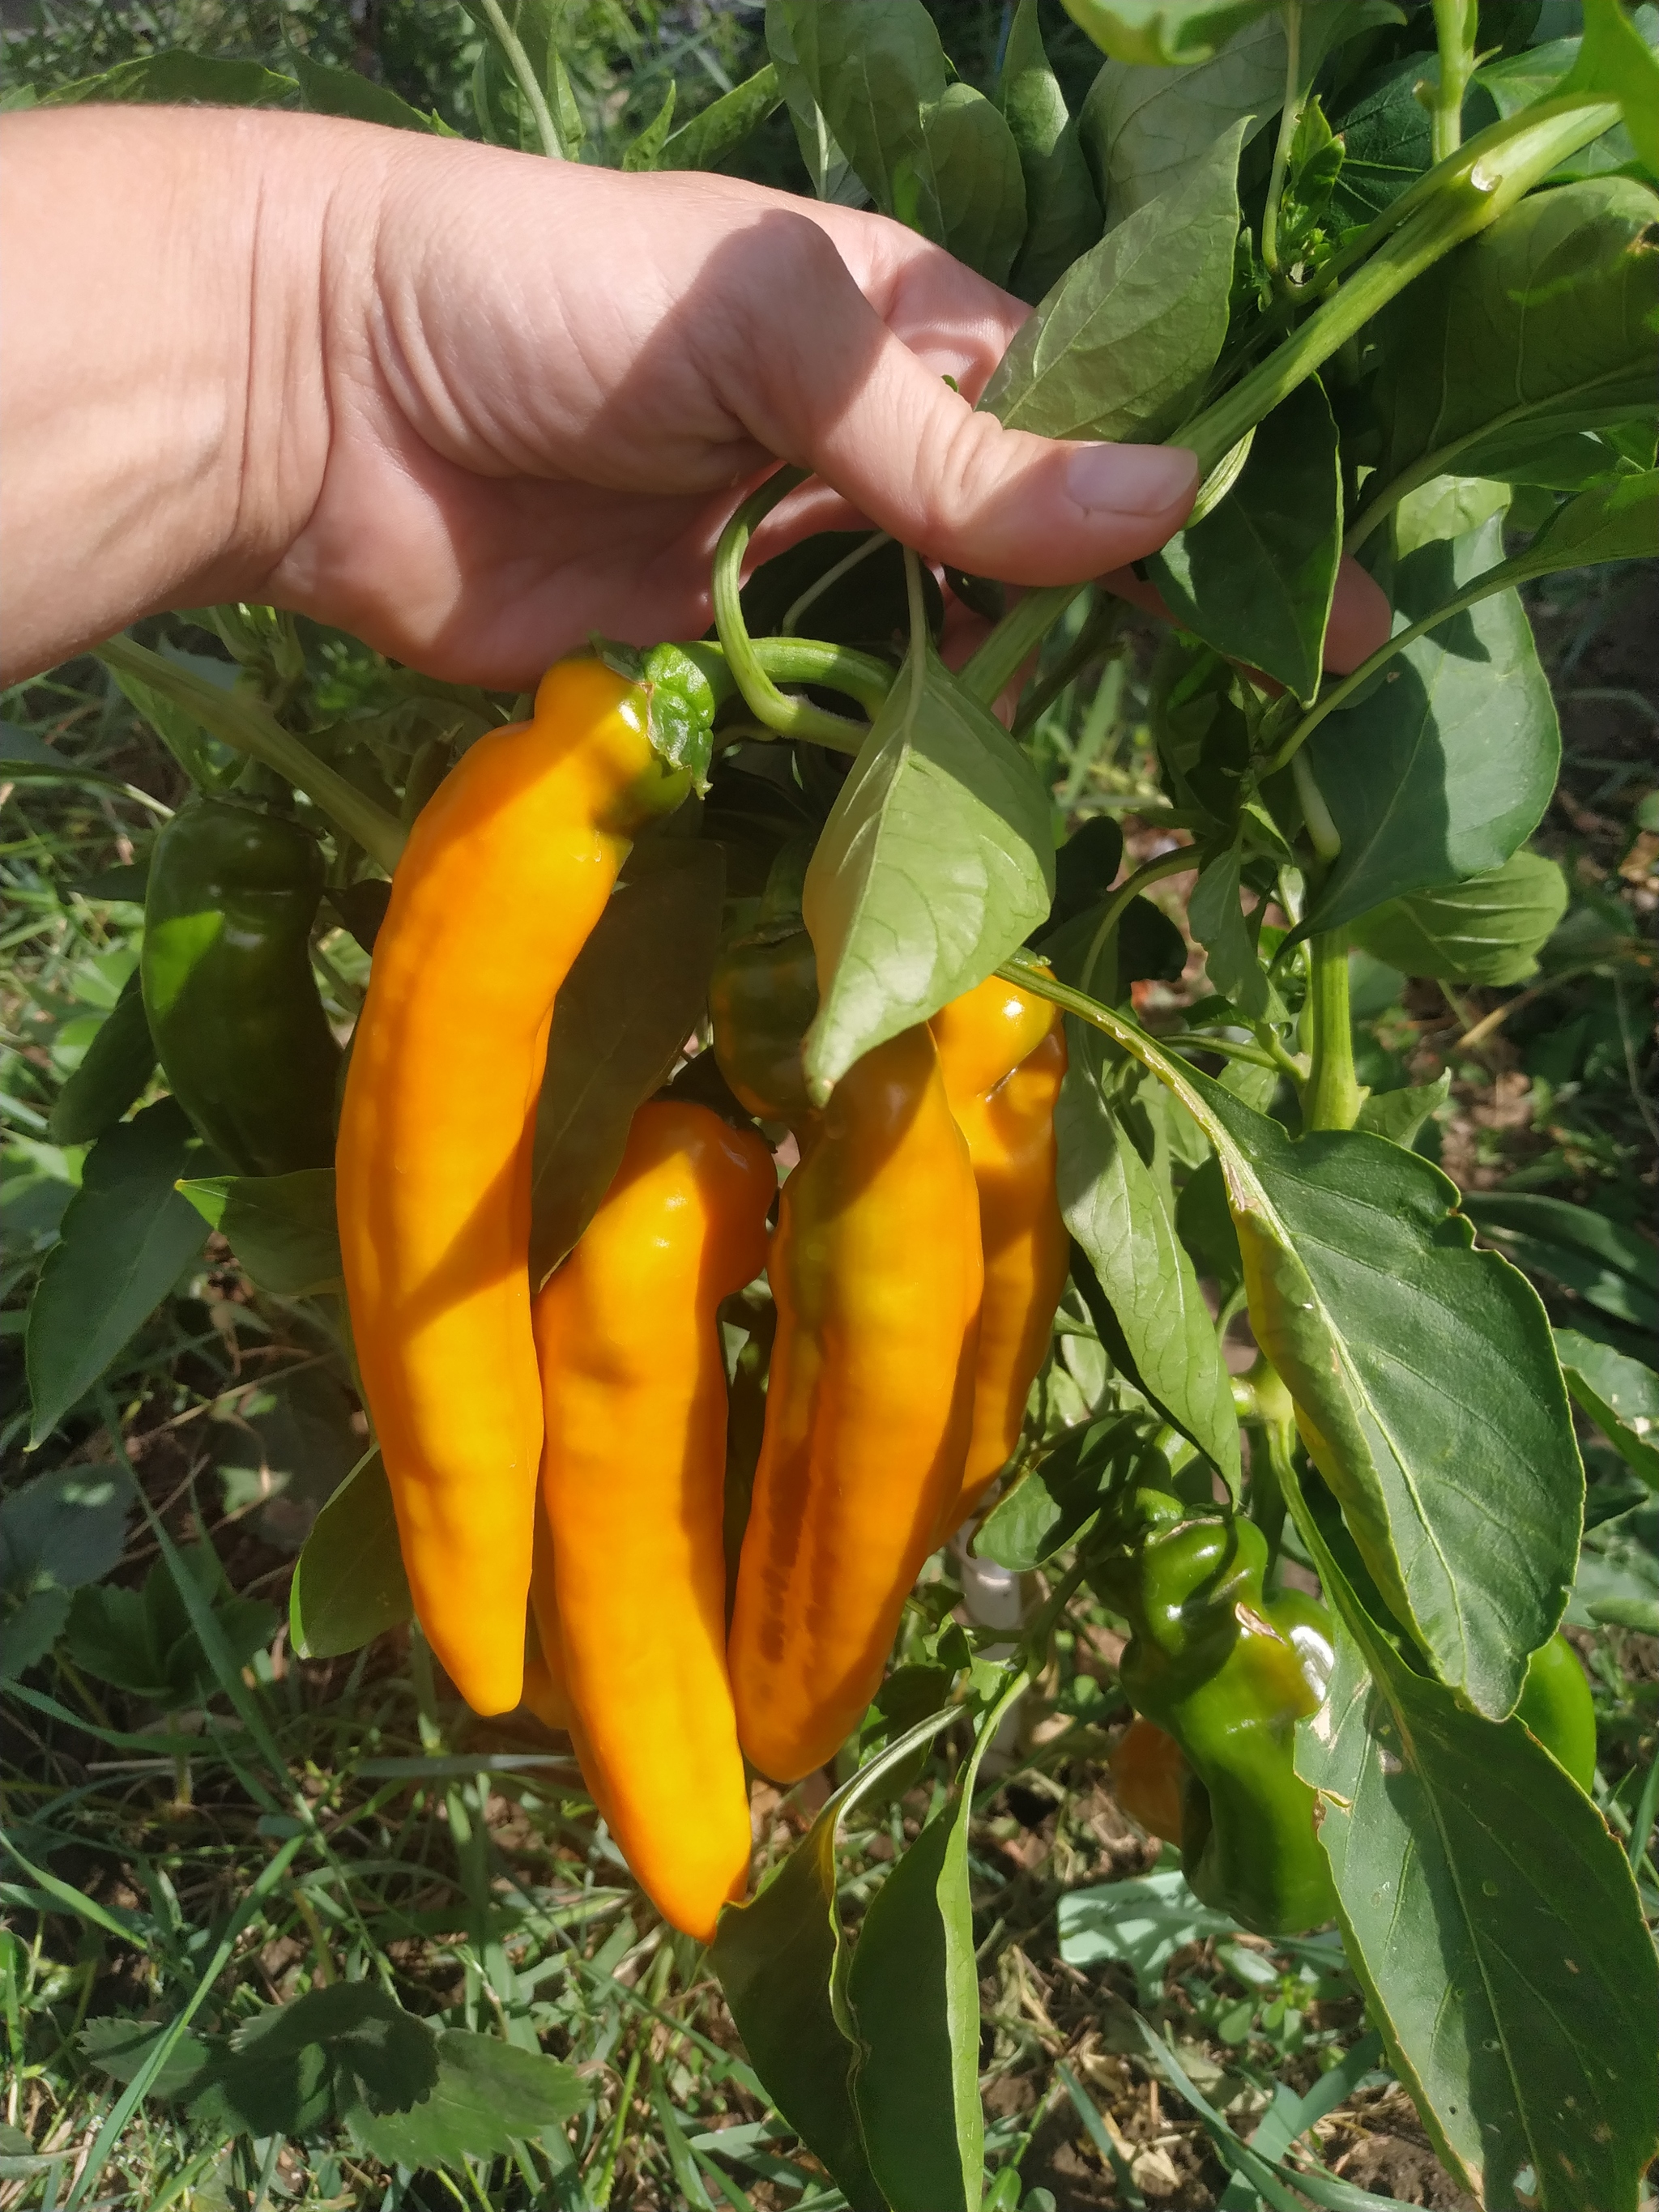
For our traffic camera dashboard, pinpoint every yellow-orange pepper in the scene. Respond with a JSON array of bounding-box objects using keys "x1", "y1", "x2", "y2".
[
  {"x1": 335, "y1": 660, "x2": 689, "y2": 1716},
  {"x1": 728, "y1": 1025, "x2": 983, "y2": 1784},
  {"x1": 531, "y1": 1101, "x2": 774, "y2": 1940},
  {"x1": 930, "y1": 977, "x2": 1069, "y2": 1535}
]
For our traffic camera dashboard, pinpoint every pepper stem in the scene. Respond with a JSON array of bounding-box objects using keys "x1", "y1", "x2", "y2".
[{"x1": 1303, "y1": 928, "x2": 1367, "y2": 1133}]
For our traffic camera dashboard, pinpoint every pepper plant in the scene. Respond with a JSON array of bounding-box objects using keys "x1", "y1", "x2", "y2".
[{"x1": 7, "y1": 1, "x2": 1659, "y2": 2207}]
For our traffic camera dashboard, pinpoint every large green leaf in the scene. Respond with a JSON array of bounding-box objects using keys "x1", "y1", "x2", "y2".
[
  {"x1": 1188, "y1": 841, "x2": 1273, "y2": 1019},
  {"x1": 1497, "y1": 467, "x2": 1659, "y2": 577},
  {"x1": 1193, "y1": 1073, "x2": 1581, "y2": 1720},
  {"x1": 1554, "y1": 1329, "x2": 1659, "y2": 1489},
  {"x1": 710, "y1": 1710, "x2": 959, "y2": 2212},
  {"x1": 1060, "y1": 0, "x2": 1279, "y2": 68},
  {"x1": 42, "y1": 52, "x2": 296, "y2": 107},
  {"x1": 177, "y1": 1168, "x2": 343, "y2": 1298},
  {"x1": 800, "y1": 648, "x2": 1052, "y2": 1100},
  {"x1": 289, "y1": 53, "x2": 447, "y2": 132},
  {"x1": 1303, "y1": 514, "x2": 1559, "y2": 936},
  {"x1": 1056, "y1": 1051, "x2": 1240, "y2": 1483},
  {"x1": 660, "y1": 65, "x2": 783, "y2": 172},
  {"x1": 1149, "y1": 377, "x2": 1341, "y2": 703},
  {"x1": 289, "y1": 1451, "x2": 412, "y2": 1661},
  {"x1": 911, "y1": 82, "x2": 1028, "y2": 286},
  {"x1": 1077, "y1": 12, "x2": 1283, "y2": 230},
  {"x1": 530, "y1": 838, "x2": 725, "y2": 1283},
  {"x1": 346, "y1": 2031, "x2": 586, "y2": 2170},
  {"x1": 1461, "y1": 1193, "x2": 1659, "y2": 1334},
  {"x1": 1349, "y1": 850, "x2": 1569, "y2": 984},
  {"x1": 1368, "y1": 176, "x2": 1659, "y2": 520},
  {"x1": 1324, "y1": 55, "x2": 1436, "y2": 228},
  {"x1": 46, "y1": 970, "x2": 156, "y2": 1147},
  {"x1": 998, "y1": 0, "x2": 1103, "y2": 300},
  {"x1": 1299, "y1": 1600, "x2": 1658, "y2": 2210},
  {"x1": 1559, "y1": 0, "x2": 1659, "y2": 179},
  {"x1": 26, "y1": 1098, "x2": 213, "y2": 1442},
  {"x1": 981, "y1": 118, "x2": 1245, "y2": 443},
  {"x1": 0, "y1": 1465, "x2": 130, "y2": 1682},
  {"x1": 847, "y1": 1686, "x2": 1017, "y2": 2210},
  {"x1": 764, "y1": 0, "x2": 864, "y2": 203}
]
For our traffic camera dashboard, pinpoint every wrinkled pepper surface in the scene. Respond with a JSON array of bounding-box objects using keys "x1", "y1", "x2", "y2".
[
  {"x1": 141, "y1": 797, "x2": 339, "y2": 1175},
  {"x1": 725, "y1": 1018, "x2": 983, "y2": 1783},
  {"x1": 336, "y1": 658, "x2": 691, "y2": 1716},
  {"x1": 531, "y1": 1100, "x2": 774, "y2": 1939},
  {"x1": 1092, "y1": 1459, "x2": 1337, "y2": 1934},
  {"x1": 930, "y1": 975, "x2": 1068, "y2": 1535}
]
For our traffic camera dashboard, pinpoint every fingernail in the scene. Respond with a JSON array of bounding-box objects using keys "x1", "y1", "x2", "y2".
[{"x1": 1066, "y1": 441, "x2": 1200, "y2": 517}]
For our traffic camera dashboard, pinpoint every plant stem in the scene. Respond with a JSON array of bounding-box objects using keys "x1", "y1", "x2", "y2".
[
  {"x1": 1260, "y1": 0, "x2": 1303, "y2": 279},
  {"x1": 1303, "y1": 928, "x2": 1367, "y2": 1132},
  {"x1": 710, "y1": 467, "x2": 876, "y2": 748},
  {"x1": 781, "y1": 529, "x2": 889, "y2": 633},
  {"x1": 96, "y1": 635, "x2": 406, "y2": 874},
  {"x1": 1011, "y1": 591, "x2": 1121, "y2": 739},
  {"x1": 475, "y1": 0, "x2": 566, "y2": 159},
  {"x1": 1430, "y1": 0, "x2": 1478, "y2": 165},
  {"x1": 1291, "y1": 749, "x2": 1341, "y2": 859},
  {"x1": 1175, "y1": 95, "x2": 1620, "y2": 475},
  {"x1": 960, "y1": 582, "x2": 1090, "y2": 709}
]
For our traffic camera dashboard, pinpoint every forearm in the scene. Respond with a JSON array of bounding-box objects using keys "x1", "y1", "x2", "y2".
[{"x1": 0, "y1": 108, "x2": 369, "y2": 684}]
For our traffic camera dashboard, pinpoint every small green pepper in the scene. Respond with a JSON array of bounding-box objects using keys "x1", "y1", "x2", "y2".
[
  {"x1": 708, "y1": 841, "x2": 818, "y2": 1125},
  {"x1": 141, "y1": 798, "x2": 340, "y2": 1176},
  {"x1": 1092, "y1": 1460, "x2": 1337, "y2": 1936},
  {"x1": 1516, "y1": 1630, "x2": 1597, "y2": 1793}
]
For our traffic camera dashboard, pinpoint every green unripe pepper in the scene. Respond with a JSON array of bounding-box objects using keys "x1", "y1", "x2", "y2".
[
  {"x1": 1516, "y1": 1630, "x2": 1597, "y2": 1793},
  {"x1": 1091, "y1": 1463, "x2": 1337, "y2": 1936},
  {"x1": 141, "y1": 798, "x2": 340, "y2": 1176},
  {"x1": 708, "y1": 840, "x2": 819, "y2": 1125}
]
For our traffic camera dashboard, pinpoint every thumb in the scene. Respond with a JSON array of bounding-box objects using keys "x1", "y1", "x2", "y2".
[{"x1": 726, "y1": 218, "x2": 1200, "y2": 584}]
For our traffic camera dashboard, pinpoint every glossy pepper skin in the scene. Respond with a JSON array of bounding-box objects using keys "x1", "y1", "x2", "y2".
[
  {"x1": 929, "y1": 977, "x2": 1068, "y2": 1535},
  {"x1": 1516, "y1": 1630, "x2": 1597, "y2": 1792},
  {"x1": 727, "y1": 1024, "x2": 983, "y2": 1783},
  {"x1": 141, "y1": 798, "x2": 339, "y2": 1175},
  {"x1": 530, "y1": 1101, "x2": 774, "y2": 1940},
  {"x1": 1093, "y1": 1464, "x2": 1337, "y2": 1935},
  {"x1": 335, "y1": 660, "x2": 690, "y2": 1717}
]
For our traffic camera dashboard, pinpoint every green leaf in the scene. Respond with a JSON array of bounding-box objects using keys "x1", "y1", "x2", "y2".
[
  {"x1": 79, "y1": 2018, "x2": 216, "y2": 2099},
  {"x1": 1498, "y1": 467, "x2": 1659, "y2": 577},
  {"x1": 1057, "y1": 1868, "x2": 1237, "y2": 2003},
  {"x1": 232, "y1": 1983, "x2": 439, "y2": 2116},
  {"x1": 1349, "y1": 850, "x2": 1570, "y2": 985},
  {"x1": 1303, "y1": 514, "x2": 1559, "y2": 936},
  {"x1": 981, "y1": 118, "x2": 1247, "y2": 444},
  {"x1": 1149, "y1": 377, "x2": 1341, "y2": 704},
  {"x1": 1351, "y1": 1072, "x2": 1449, "y2": 1150},
  {"x1": 711, "y1": 1715, "x2": 956, "y2": 2212},
  {"x1": 1190, "y1": 1072, "x2": 1582, "y2": 1718},
  {"x1": 41, "y1": 52, "x2": 297, "y2": 108},
  {"x1": 25, "y1": 1098, "x2": 213, "y2": 1442},
  {"x1": 622, "y1": 80, "x2": 677, "y2": 171},
  {"x1": 1559, "y1": 0, "x2": 1659, "y2": 178},
  {"x1": 660, "y1": 64, "x2": 783, "y2": 171},
  {"x1": 998, "y1": 0, "x2": 1103, "y2": 302},
  {"x1": 0, "y1": 1465, "x2": 130, "y2": 1681},
  {"x1": 46, "y1": 971, "x2": 156, "y2": 1147},
  {"x1": 1323, "y1": 55, "x2": 1435, "y2": 228},
  {"x1": 975, "y1": 1411, "x2": 1142, "y2": 1570},
  {"x1": 530, "y1": 839, "x2": 726, "y2": 1283},
  {"x1": 348, "y1": 2027, "x2": 586, "y2": 2169},
  {"x1": 1569, "y1": 1498, "x2": 1659, "y2": 1631},
  {"x1": 1298, "y1": 1607, "x2": 1659, "y2": 2210},
  {"x1": 177, "y1": 1167, "x2": 342, "y2": 1298},
  {"x1": 800, "y1": 648, "x2": 1053, "y2": 1101},
  {"x1": 1060, "y1": 0, "x2": 1280, "y2": 68},
  {"x1": 1460, "y1": 1192, "x2": 1659, "y2": 1333},
  {"x1": 1056, "y1": 1055, "x2": 1241, "y2": 1483},
  {"x1": 66, "y1": 1547, "x2": 275, "y2": 1707},
  {"x1": 846, "y1": 1690, "x2": 1016, "y2": 2211},
  {"x1": 1188, "y1": 841, "x2": 1275, "y2": 1021},
  {"x1": 289, "y1": 1451, "x2": 412, "y2": 1661},
  {"x1": 1077, "y1": 13, "x2": 1284, "y2": 232},
  {"x1": 764, "y1": 0, "x2": 866, "y2": 204},
  {"x1": 1369, "y1": 176, "x2": 1659, "y2": 520},
  {"x1": 911, "y1": 83, "x2": 1028, "y2": 287},
  {"x1": 1554, "y1": 1328, "x2": 1659, "y2": 1488},
  {"x1": 289, "y1": 53, "x2": 447, "y2": 132}
]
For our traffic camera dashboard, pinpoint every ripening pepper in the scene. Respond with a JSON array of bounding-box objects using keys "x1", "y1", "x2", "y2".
[
  {"x1": 707, "y1": 846, "x2": 819, "y2": 1127},
  {"x1": 727, "y1": 1022, "x2": 983, "y2": 1783},
  {"x1": 335, "y1": 658, "x2": 691, "y2": 1717},
  {"x1": 1092, "y1": 1461, "x2": 1337, "y2": 1935},
  {"x1": 929, "y1": 976, "x2": 1068, "y2": 1536},
  {"x1": 1111, "y1": 1713, "x2": 1188, "y2": 1844},
  {"x1": 1516, "y1": 1630, "x2": 1597, "y2": 1792},
  {"x1": 141, "y1": 798, "x2": 339, "y2": 1175},
  {"x1": 530, "y1": 1100, "x2": 774, "y2": 1940}
]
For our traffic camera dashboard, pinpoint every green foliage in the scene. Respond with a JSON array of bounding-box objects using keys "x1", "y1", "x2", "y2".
[
  {"x1": 1350, "y1": 849, "x2": 1570, "y2": 984},
  {"x1": 66, "y1": 1544, "x2": 275, "y2": 1706},
  {"x1": 289, "y1": 1450, "x2": 411, "y2": 1660}
]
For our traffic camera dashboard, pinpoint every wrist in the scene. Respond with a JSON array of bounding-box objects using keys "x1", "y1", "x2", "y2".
[{"x1": 0, "y1": 109, "x2": 382, "y2": 682}]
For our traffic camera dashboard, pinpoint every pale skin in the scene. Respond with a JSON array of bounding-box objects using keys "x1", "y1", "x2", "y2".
[{"x1": 0, "y1": 107, "x2": 1389, "y2": 691}]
